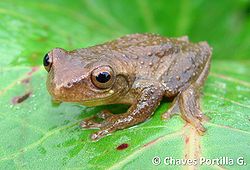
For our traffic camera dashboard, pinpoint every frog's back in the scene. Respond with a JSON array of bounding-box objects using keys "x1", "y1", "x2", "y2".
[
  {"x1": 102, "y1": 33, "x2": 181, "y2": 79},
  {"x1": 92, "y1": 33, "x2": 211, "y2": 95},
  {"x1": 158, "y1": 38, "x2": 212, "y2": 95},
  {"x1": 106, "y1": 33, "x2": 211, "y2": 81}
]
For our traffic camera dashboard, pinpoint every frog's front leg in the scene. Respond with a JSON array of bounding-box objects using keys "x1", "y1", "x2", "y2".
[{"x1": 90, "y1": 84, "x2": 165, "y2": 141}]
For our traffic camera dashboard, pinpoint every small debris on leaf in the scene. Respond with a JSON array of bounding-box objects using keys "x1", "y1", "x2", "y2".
[
  {"x1": 116, "y1": 143, "x2": 129, "y2": 150},
  {"x1": 12, "y1": 92, "x2": 32, "y2": 104}
]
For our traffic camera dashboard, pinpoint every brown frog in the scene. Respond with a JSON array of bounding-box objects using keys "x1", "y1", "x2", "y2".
[{"x1": 44, "y1": 33, "x2": 212, "y2": 140}]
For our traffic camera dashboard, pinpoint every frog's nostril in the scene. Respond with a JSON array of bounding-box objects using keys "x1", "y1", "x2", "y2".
[{"x1": 43, "y1": 53, "x2": 52, "y2": 72}]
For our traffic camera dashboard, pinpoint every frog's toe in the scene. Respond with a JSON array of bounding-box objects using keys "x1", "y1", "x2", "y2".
[
  {"x1": 97, "y1": 110, "x2": 113, "y2": 119},
  {"x1": 195, "y1": 110, "x2": 210, "y2": 121},
  {"x1": 161, "y1": 104, "x2": 180, "y2": 120},
  {"x1": 80, "y1": 119, "x2": 102, "y2": 129},
  {"x1": 162, "y1": 96, "x2": 180, "y2": 120},
  {"x1": 90, "y1": 126, "x2": 115, "y2": 141},
  {"x1": 90, "y1": 114, "x2": 130, "y2": 140},
  {"x1": 182, "y1": 113, "x2": 206, "y2": 135},
  {"x1": 194, "y1": 122, "x2": 206, "y2": 135},
  {"x1": 162, "y1": 110, "x2": 179, "y2": 120},
  {"x1": 81, "y1": 110, "x2": 115, "y2": 130}
]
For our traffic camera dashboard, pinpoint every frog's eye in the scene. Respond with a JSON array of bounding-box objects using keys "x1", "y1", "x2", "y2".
[
  {"x1": 91, "y1": 66, "x2": 114, "y2": 89},
  {"x1": 43, "y1": 53, "x2": 53, "y2": 72}
]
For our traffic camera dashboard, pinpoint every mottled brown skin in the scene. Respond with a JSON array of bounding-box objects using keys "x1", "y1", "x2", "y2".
[{"x1": 44, "y1": 33, "x2": 212, "y2": 140}]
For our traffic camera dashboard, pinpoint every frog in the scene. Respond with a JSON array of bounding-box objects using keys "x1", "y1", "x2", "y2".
[{"x1": 43, "y1": 33, "x2": 212, "y2": 141}]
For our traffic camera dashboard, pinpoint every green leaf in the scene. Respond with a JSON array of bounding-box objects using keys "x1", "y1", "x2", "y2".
[
  {"x1": 0, "y1": 0, "x2": 250, "y2": 67},
  {"x1": 0, "y1": 61, "x2": 250, "y2": 169},
  {"x1": 0, "y1": 0, "x2": 250, "y2": 170}
]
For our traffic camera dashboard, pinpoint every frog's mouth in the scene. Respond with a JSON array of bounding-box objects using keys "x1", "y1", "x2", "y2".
[
  {"x1": 80, "y1": 97, "x2": 115, "y2": 106},
  {"x1": 80, "y1": 88, "x2": 127, "y2": 107},
  {"x1": 48, "y1": 72, "x2": 132, "y2": 106},
  {"x1": 49, "y1": 81, "x2": 129, "y2": 106}
]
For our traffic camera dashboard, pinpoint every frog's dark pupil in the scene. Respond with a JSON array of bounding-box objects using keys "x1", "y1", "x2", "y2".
[
  {"x1": 43, "y1": 53, "x2": 50, "y2": 66},
  {"x1": 96, "y1": 72, "x2": 111, "y2": 83}
]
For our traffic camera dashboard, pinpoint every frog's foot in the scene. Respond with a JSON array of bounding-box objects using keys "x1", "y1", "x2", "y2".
[
  {"x1": 90, "y1": 114, "x2": 123, "y2": 141},
  {"x1": 194, "y1": 109, "x2": 210, "y2": 121},
  {"x1": 90, "y1": 111, "x2": 153, "y2": 141},
  {"x1": 96, "y1": 110, "x2": 113, "y2": 119},
  {"x1": 179, "y1": 85, "x2": 207, "y2": 134},
  {"x1": 163, "y1": 85, "x2": 207, "y2": 134},
  {"x1": 90, "y1": 84, "x2": 165, "y2": 141},
  {"x1": 80, "y1": 110, "x2": 113, "y2": 129},
  {"x1": 162, "y1": 95, "x2": 180, "y2": 119},
  {"x1": 80, "y1": 117, "x2": 102, "y2": 129},
  {"x1": 90, "y1": 111, "x2": 154, "y2": 141}
]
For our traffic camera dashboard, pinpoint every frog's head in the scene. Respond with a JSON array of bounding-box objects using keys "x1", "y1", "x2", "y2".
[{"x1": 44, "y1": 48, "x2": 134, "y2": 106}]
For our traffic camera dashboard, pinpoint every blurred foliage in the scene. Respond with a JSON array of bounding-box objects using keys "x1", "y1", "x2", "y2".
[
  {"x1": 0, "y1": 0, "x2": 250, "y2": 169},
  {"x1": 0, "y1": 0, "x2": 249, "y2": 67}
]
